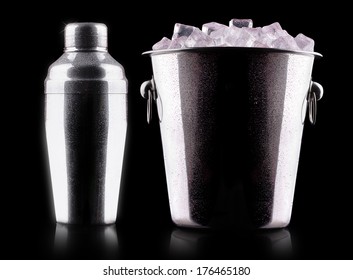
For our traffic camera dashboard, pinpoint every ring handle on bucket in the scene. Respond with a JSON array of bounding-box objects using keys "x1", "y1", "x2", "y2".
[
  {"x1": 307, "y1": 81, "x2": 324, "y2": 125},
  {"x1": 141, "y1": 78, "x2": 323, "y2": 125},
  {"x1": 140, "y1": 76, "x2": 163, "y2": 123}
]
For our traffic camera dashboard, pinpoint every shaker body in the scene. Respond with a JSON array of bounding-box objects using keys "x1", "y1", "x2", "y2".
[{"x1": 45, "y1": 93, "x2": 127, "y2": 224}]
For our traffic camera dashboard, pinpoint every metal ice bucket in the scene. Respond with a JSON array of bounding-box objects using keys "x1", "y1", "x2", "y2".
[{"x1": 141, "y1": 47, "x2": 323, "y2": 229}]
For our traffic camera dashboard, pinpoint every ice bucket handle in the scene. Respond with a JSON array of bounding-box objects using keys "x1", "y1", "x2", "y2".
[
  {"x1": 140, "y1": 77, "x2": 323, "y2": 125},
  {"x1": 306, "y1": 81, "x2": 324, "y2": 125},
  {"x1": 140, "y1": 76, "x2": 163, "y2": 123}
]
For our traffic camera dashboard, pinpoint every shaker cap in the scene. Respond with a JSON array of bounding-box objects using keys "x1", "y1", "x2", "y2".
[
  {"x1": 65, "y1": 22, "x2": 107, "y2": 51},
  {"x1": 45, "y1": 22, "x2": 128, "y2": 94}
]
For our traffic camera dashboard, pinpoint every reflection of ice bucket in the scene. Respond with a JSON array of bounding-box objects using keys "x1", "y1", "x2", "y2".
[
  {"x1": 169, "y1": 228, "x2": 292, "y2": 259},
  {"x1": 141, "y1": 47, "x2": 323, "y2": 229}
]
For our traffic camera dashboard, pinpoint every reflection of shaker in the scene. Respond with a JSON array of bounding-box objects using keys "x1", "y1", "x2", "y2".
[
  {"x1": 54, "y1": 224, "x2": 119, "y2": 259},
  {"x1": 45, "y1": 23, "x2": 128, "y2": 224}
]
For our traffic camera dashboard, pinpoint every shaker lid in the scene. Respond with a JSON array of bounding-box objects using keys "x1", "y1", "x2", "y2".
[
  {"x1": 65, "y1": 22, "x2": 107, "y2": 51},
  {"x1": 45, "y1": 22, "x2": 128, "y2": 94}
]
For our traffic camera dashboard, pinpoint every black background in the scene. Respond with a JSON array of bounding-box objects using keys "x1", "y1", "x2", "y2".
[{"x1": 1, "y1": 3, "x2": 352, "y2": 260}]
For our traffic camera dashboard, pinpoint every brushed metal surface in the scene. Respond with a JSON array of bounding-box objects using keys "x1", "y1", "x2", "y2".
[
  {"x1": 143, "y1": 47, "x2": 322, "y2": 229},
  {"x1": 45, "y1": 23, "x2": 128, "y2": 224}
]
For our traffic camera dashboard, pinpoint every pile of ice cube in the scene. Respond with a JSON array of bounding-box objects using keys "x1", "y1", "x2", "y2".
[{"x1": 153, "y1": 19, "x2": 314, "y2": 52}]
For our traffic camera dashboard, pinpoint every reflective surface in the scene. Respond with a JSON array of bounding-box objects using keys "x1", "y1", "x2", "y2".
[
  {"x1": 44, "y1": 23, "x2": 128, "y2": 224},
  {"x1": 54, "y1": 224, "x2": 119, "y2": 259},
  {"x1": 46, "y1": 94, "x2": 127, "y2": 224},
  {"x1": 1, "y1": 221, "x2": 353, "y2": 260},
  {"x1": 169, "y1": 228, "x2": 292, "y2": 259},
  {"x1": 145, "y1": 48, "x2": 321, "y2": 229}
]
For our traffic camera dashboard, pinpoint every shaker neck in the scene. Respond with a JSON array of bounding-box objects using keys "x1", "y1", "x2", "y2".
[{"x1": 64, "y1": 46, "x2": 108, "y2": 52}]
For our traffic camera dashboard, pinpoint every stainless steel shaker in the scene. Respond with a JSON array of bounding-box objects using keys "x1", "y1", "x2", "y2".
[{"x1": 45, "y1": 23, "x2": 128, "y2": 224}]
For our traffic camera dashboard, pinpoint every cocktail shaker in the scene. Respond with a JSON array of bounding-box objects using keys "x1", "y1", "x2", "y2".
[{"x1": 45, "y1": 23, "x2": 128, "y2": 224}]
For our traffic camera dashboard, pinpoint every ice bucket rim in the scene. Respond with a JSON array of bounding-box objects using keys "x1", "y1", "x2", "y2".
[{"x1": 142, "y1": 46, "x2": 322, "y2": 58}]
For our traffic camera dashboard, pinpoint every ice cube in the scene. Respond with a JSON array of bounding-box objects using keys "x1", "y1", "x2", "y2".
[
  {"x1": 152, "y1": 37, "x2": 171, "y2": 50},
  {"x1": 252, "y1": 41, "x2": 268, "y2": 48},
  {"x1": 262, "y1": 22, "x2": 288, "y2": 40},
  {"x1": 224, "y1": 26, "x2": 258, "y2": 47},
  {"x1": 256, "y1": 33, "x2": 275, "y2": 48},
  {"x1": 295, "y1": 33, "x2": 314, "y2": 51},
  {"x1": 202, "y1": 22, "x2": 227, "y2": 35},
  {"x1": 236, "y1": 29, "x2": 257, "y2": 47},
  {"x1": 169, "y1": 36, "x2": 188, "y2": 49},
  {"x1": 243, "y1": 27, "x2": 268, "y2": 47},
  {"x1": 222, "y1": 27, "x2": 242, "y2": 46},
  {"x1": 272, "y1": 35, "x2": 300, "y2": 51},
  {"x1": 172, "y1": 23, "x2": 196, "y2": 39},
  {"x1": 229, "y1": 18, "x2": 253, "y2": 28},
  {"x1": 243, "y1": 27, "x2": 262, "y2": 38},
  {"x1": 209, "y1": 26, "x2": 229, "y2": 46},
  {"x1": 185, "y1": 28, "x2": 215, "y2": 47}
]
